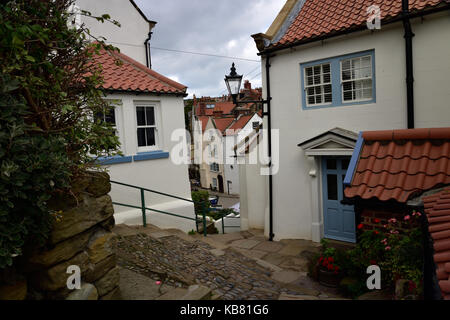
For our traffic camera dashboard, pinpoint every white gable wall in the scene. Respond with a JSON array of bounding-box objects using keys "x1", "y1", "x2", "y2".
[
  {"x1": 257, "y1": 12, "x2": 450, "y2": 241},
  {"x1": 223, "y1": 113, "x2": 263, "y2": 195},
  {"x1": 76, "y1": 0, "x2": 150, "y2": 65},
  {"x1": 103, "y1": 92, "x2": 195, "y2": 232}
]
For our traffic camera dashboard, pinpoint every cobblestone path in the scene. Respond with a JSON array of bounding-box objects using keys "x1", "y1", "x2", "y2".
[{"x1": 113, "y1": 225, "x2": 345, "y2": 300}]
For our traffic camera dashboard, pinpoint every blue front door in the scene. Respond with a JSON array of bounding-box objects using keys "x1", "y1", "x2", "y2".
[{"x1": 322, "y1": 157, "x2": 356, "y2": 243}]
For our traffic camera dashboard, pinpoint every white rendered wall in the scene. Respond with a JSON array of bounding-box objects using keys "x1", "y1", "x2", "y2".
[
  {"x1": 257, "y1": 13, "x2": 450, "y2": 241},
  {"x1": 103, "y1": 93, "x2": 195, "y2": 231},
  {"x1": 76, "y1": 0, "x2": 150, "y2": 65},
  {"x1": 223, "y1": 114, "x2": 263, "y2": 195}
]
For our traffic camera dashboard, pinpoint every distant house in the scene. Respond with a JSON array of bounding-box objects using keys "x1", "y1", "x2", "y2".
[
  {"x1": 192, "y1": 109, "x2": 262, "y2": 194},
  {"x1": 191, "y1": 84, "x2": 263, "y2": 195},
  {"x1": 246, "y1": 0, "x2": 450, "y2": 242},
  {"x1": 77, "y1": 0, "x2": 195, "y2": 231}
]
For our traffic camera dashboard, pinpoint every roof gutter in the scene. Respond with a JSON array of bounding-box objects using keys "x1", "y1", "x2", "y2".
[
  {"x1": 402, "y1": 0, "x2": 415, "y2": 129},
  {"x1": 257, "y1": 4, "x2": 450, "y2": 56}
]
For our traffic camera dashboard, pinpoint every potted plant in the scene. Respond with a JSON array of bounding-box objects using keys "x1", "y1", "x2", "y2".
[{"x1": 316, "y1": 239, "x2": 342, "y2": 287}]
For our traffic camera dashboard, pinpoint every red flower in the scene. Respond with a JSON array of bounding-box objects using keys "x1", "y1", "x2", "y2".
[
  {"x1": 327, "y1": 264, "x2": 334, "y2": 270},
  {"x1": 318, "y1": 257, "x2": 323, "y2": 263},
  {"x1": 334, "y1": 266, "x2": 339, "y2": 271},
  {"x1": 374, "y1": 218, "x2": 380, "y2": 223},
  {"x1": 373, "y1": 230, "x2": 379, "y2": 235},
  {"x1": 328, "y1": 257, "x2": 334, "y2": 263},
  {"x1": 357, "y1": 223, "x2": 364, "y2": 230},
  {"x1": 370, "y1": 260, "x2": 377, "y2": 265}
]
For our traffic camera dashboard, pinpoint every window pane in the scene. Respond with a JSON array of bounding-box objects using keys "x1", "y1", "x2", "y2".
[
  {"x1": 342, "y1": 159, "x2": 350, "y2": 170},
  {"x1": 327, "y1": 159, "x2": 337, "y2": 170},
  {"x1": 136, "y1": 107, "x2": 145, "y2": 126},
  {"x1": 104, "y1": 108, "x2": 115, "y2": 125},
  {"x1": 146, "y1": 107, "x2": 155, "y2": 126},
  {"x1": 137, "y1": 128, "x2": 146, "y2": 146},
  {"x1": 146, "y1": 127, "x2": 155, "y2": 146},
  {"x1": 327, "y1": 174, "x2": 338, "y2": 200},
  {"x1": 306, "y1": 67, "x2": 313, "y2": 77},
  {"x1": 342, "y1": 59, "x2": 350, "y2": 71}
]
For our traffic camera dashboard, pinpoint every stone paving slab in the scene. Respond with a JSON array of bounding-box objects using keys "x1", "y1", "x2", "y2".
[
  {"x1": 252, "y1": 241, "x2": 284, "y2": 253},
  {"x1": 271, "y1": 270, "x2": 303, "y2": 284},
  {"x1": 279, "y1": 293, "x2": 320, "y2": 300},
  {"x1": 233, "y1": 247, "x2": 267, "y2": 260},
  {"x1": 261, "y1": 252, "x2": 289, "y2": 266},
  {"x1": 229, "y1": 239, "x2": 261, "y2": 250}
]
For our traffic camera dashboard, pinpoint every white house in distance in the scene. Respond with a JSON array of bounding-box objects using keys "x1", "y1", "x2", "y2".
[
  {"x1": 192, "y1": 110, "x2": 262, "y2": 195},
  {"x1": 76, "y1": 0, "x2": 196, "y2": 231},
  {"x1": 242, "y1": 0, "x2": 450, "y2": 242}
]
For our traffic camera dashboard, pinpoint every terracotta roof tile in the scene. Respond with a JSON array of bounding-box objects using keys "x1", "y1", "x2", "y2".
[
  {"x1": 194, "y1": 101, "x2": 236, "y2": 116},
  {"x1": 228, "y1": 115, "x2": 254, "y2": 133},
  {"x1": 90, "y1": 49, "x2": 187, "y2": 95},
  {"x1": 213, "y1": 117, "x2": 235, "y2": 134},
  {"x1": 424, "y1": 187, "x2": 450, "y2": 299},
  {"x1": 345, "y1": 128, "x2": 450, "y2": 202},
  {"x1": 272, "y1": 0, "x2": 448, "y2": 49}
]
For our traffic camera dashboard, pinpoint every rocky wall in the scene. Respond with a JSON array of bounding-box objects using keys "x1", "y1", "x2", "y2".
[{"x1": 0, "y1": 171, "x2": 120, "y2": 300}]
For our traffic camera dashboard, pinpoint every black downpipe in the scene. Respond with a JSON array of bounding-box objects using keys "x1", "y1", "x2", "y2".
[
  {"x1": 265, "y1": 55, "x2": 275, "y2": 241},
  {"x1": 402, "y1": 0, "x2": 415, "y2": 129},
  {"x1": 144, "y1": 32, "x2": 153, "y2": 69}
]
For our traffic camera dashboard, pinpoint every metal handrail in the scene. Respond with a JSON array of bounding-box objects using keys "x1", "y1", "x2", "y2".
[{"x1": 110, "y1": 180, "x2": 208, "y2": 236}]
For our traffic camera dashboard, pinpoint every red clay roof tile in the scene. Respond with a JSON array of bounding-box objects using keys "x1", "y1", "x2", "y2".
[
  {"x1": 424, "y1": 187, "x2": 450, "y2": 298},
  {"x1": 90, "y1": 49, "x2": 187, "y2": 95},
  {"x1": 345, "y1": 128, "x2": 450, "y2": 203},
  {"x1": 271, "y1": 0, "x2": 448, "y2": 49}
]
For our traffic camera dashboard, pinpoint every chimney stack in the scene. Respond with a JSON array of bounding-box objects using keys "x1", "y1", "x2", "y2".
[{"x1": 199, "y1": 102, "x2": 206, "y2": 115}]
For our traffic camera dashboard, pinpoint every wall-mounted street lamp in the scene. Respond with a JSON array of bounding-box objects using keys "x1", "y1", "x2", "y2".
[
  {"x1": 224, "y1": 63, "x2": 269, "y2": 107},
  {"x1": 224, "y1": 62, "x2": 275, "y2": 242}
]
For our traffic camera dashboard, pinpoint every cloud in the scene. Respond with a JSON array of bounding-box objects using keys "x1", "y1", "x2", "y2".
[{"x1": 135, "y1": 0, "x2": 285, "y2": 98}]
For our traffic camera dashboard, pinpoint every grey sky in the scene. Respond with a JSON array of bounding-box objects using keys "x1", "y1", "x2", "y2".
[{"x1": 134, "y1": 0, "x2": 286, "y2": 98}]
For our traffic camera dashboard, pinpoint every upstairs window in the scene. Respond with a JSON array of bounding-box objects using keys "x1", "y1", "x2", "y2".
[
  {"x1": 210, "y1": 162, "x2": 219, "y2": 172},
  {"x1": 304, "y1": 63, "x2": 332, "y2": 106},
  {"x1": 206, "y1": 104, "x2": 215, "y2": 109},
  {"x1": 301, "y1": 50, "x2": 375, "y2": 109},
  {"x1": 136, "y1": 105, "x2": 158, "y2": 151},
  {"x1": 341, "y1": 55, "x2": 373, "y2": 102}
]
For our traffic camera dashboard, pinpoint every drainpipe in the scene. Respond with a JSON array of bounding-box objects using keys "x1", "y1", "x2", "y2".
[
  {"x1": 144, "y1": 31, "x2": 153, "y2": 69},
  {"x1": 402, "y1": 0, "x2": 415, "y2": 129},
  {"x1": 264, "y1": 54, "x2": 275, "y2": 241}
]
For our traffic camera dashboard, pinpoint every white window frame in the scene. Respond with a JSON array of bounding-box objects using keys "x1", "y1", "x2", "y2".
[
  {"x1": 92, "y1": 99, "x2": 125, "y2": 155},
  {"x1": 135, "y1": 104, "x2": 160, "y2": 153},
  {"x1": 210, "y1": 162, "x2": 219, "y2": 172},
  {"x1": 304, "y1": 63, "x2": 332, "y2": 107},
  {"x1": 340, "y1": 55, "x2": 373, "y2": 103}
]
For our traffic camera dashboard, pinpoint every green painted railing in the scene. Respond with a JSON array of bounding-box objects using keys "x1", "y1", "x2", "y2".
[
  {"x1": 110, "y1": 180, "x2": 208, "y2": 237},
  {"x1": 209, "y1": 208, "x2": 241, "y2": 234}
]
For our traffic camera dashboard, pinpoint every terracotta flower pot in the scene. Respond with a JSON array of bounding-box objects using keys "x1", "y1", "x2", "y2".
[{"x1": 318, "y1": 268, "x2": 341, "y2": 288}]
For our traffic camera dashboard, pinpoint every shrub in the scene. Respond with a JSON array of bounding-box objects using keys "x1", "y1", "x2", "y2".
[
  {"x1": 191, "y1": 190, "x2": 210, "y2": 216},
  {"x1": 0, "y1": 0, "x2": 121, "y2": 268}
]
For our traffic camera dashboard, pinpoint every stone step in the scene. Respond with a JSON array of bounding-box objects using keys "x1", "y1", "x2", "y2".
[{"x1": 156, "y1": 285, "x2": 212, "y2": 300}]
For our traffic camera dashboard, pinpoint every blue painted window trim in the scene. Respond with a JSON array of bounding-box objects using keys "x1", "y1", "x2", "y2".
[
  {"x1": 343, "y1": 132, "x2": 364, "y2": 186},
  {"x1": 133, "y1": 150, "x2": 169, "y2": 162},
  {"x1": 300, "y1": 50, "x2": 376, "y2": 110},
  {"x1": 97, "y1": 155, "x2": 133, "y2": 165}
]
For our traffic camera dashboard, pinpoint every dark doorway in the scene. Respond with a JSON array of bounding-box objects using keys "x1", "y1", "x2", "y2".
[{"x1": 218, "y1": 175, "x2": 224, "y2": 193}]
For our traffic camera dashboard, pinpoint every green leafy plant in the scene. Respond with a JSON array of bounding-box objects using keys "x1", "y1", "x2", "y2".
[
  {"x1": 191, "y1": 190, "x2": 210, "y2": 217},
  {"x1": 0, "y1": 0, "x2": 122, "y2": 268}
]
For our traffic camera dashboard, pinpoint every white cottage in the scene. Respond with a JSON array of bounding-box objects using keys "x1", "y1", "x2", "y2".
[
  {"x1": 76, "y1": 0, "x2": 195, "y2": 231},
  {"x1": 242, "y1": 0, "x2": 450, "y2": 242}
]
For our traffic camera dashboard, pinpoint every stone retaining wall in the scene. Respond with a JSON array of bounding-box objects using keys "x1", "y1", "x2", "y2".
[{"x1": 0, "y1": 171, "x2": 119, "y2": 300}]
